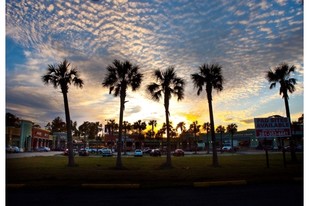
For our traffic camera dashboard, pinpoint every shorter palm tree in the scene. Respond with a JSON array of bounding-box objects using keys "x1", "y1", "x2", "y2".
[
  {"x1": 266, "y1": 63, "x2": 297, "y2": 162},
  {"x1": 148, "y1": 120, "x2": 157, "y2": 138},
  {"x1": 227, "y1": 123, "x2": 237, "y2": 151},
  {"x1": 216, "y1": 125, "x2": 226, "y2": 153}
]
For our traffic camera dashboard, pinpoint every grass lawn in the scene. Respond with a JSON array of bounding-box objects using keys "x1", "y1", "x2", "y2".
[{"x1": 6, "y1": 153, "x2": 303, "y2": 188}]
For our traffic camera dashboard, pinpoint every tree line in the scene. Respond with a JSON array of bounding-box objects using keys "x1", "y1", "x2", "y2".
[{"x1": 41, "y1": 59, "x2": 297, "y2": 168}]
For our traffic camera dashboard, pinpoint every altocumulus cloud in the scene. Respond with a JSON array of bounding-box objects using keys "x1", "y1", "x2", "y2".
[{"x1": 6, "y1": 0, "x2": 303, "y2": 130}]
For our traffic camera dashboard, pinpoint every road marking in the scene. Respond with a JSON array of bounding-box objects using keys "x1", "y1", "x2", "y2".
[
  {"x1": 81, "y1": 183, "x2": 140, "y2": 189},
  {"x1": 194, "y1": 180, "x2": 247, "y2": 187}
]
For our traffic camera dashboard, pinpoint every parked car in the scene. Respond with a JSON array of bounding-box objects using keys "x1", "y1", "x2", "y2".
[
  {"x1": 134, "y1": 149, "x2": 143, "y2": 157},
  {"x1": 173, "y1": 149, "x2": 184, "y2": 156},
  {"x1": 36, "y1": 147, "x2": 51, "y2": 152},
  {"x1": 150, "y1": 149, "x2": 161, "y2": 157},
  {"x1": 142, "y1": 147, "x2": 152, "y2": 154},
  {"x1": 102, "y1": 148, "x2": 113, "y2": 157},
  {"x1": 6, "y1": 145, "x2": 20, "y2": 153},
  {"x1": 78, "y1": 149, "x2": 89, "y2": 156}
]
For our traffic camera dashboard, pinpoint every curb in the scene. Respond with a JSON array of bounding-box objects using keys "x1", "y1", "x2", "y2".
[
  {"x1": 81, "y1": 183, "x2": 140, "y2": 189},
  {"x1": 193, "y1": 180, "x2": 247, "y2": 188}
]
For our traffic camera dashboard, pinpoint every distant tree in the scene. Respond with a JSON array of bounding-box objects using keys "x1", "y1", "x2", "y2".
[
  {"x1": 48, "y1": 116, "x2": 66, "y2": 133},
  {"x1": 148, "y1": 120, "x2": 157, "y2": 138},
  {"x1": 102, "y1": 59, "x2": 143, "y2": 169},
  {"x1": 188, "y1": 121, "x2": 201, "y2": 154},
  {"x1": 227, "y1": 123, "x2": 237, "y2": 151},
  {"x1": 133, "y1": 120, "x2": 147, "y2": 138},
  {"x1": 147, "y1": 67, "x2": 185, "y2": 168},
  {"x1": 191, "y1": 63, "x2": 224, "y2": 167},
  {"x1": 176, "y1": 122, "x2": 186, "y2": 135},
  {"x1": 266, "y1": 63, "x2": 297, "y2": 162},
  {"x1": 79, "y1": 121, "x2": 102, "y2": 140},
  {"x1": 216, "y1": 125, "x2": 226, "y2": 153},
  {"x1": 105, "y1": 119, "x2": 118, "y2": 136},
  {"x1": 202, "y1": 122, "x2": 211, "y2": 154},
  {"x1": 6, "y1": 113, "x2": 20, "y2": 127},
  {"x1": 42, "y1": 59, "x2": 84, "y2": 167}
]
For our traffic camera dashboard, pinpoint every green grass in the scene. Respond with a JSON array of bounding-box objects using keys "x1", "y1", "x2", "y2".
[{"x1": 6, "y1": 153, "x2": 303, "y2": 188}]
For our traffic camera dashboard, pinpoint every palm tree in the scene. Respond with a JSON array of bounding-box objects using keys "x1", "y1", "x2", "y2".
[
  {"x1": 102, "y1": 59, "x2": 143, "y2": 169},
  {"x1": 147, "y1": 67, "x2": 185, "y2": 168},
  {"x1": 148, "y1": 120, "x2": 157, "y2": 138},
  {"x1": 202, "y1": 122, "x2": 211, "y2": 154},
  {"x1": 191, "y1": 64, "x2": 223, "y2": 167},
  {"x1": 227, "y1": 123, "x2": 237, "y2": 151},
  {"x1": 176, "y1": 122, "x2": 186, "y2": 133},
  {"x1": 266, "y1": 63, "x2": 297, "y2": 162},
  {"x1": 42, "y1": 59, "x2": 84, "y2": 167},
  {"x1": 189, "y1": 121, "x2": 201, "y2": 154},
  {"x1": 216, "y1": 125, "x2": 226, "y2": 153},
  {"x1": 133, "y1": 120, "x2": 147, "y2": 137}
]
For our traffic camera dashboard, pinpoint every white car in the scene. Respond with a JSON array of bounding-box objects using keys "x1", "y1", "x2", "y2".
[
  {"x1": 102, "y1": 148, "x2": 113, "y2": 157},
  {"x1": 134, "y1": 149, "x2": 143, "y2": 157}
]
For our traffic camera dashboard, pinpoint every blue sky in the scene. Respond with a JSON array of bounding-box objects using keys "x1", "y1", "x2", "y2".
[{"x1": 5, "y1": 0, "x2": 304, "y2": 131}]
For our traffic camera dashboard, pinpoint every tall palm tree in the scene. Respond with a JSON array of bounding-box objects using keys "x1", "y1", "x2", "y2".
[
  {"x1": 147, "y1": 67, "x2": 185, "y2": 168},
  {"x1": 42, "y1": 59, "x2": 84, "y2": 167},
  {"x1": 227, "y1": 123, "x2": 237, "y2": 151},
  {"x1": 266, "y1": 63, "x2": 297, "y2": 162},
  {"x1": 102, "y1": 59, "x2": 143, "y2": 169},
  {"x1": 216, "y1": 125, "x2": 226, "y2": 153},
  {"x1": 191, "y1": 64, "x2": 223, "y2": 167}
]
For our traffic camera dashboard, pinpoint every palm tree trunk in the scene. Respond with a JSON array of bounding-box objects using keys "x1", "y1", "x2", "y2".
[
  {"x1": 207, "y1": 89, "x2": 219, "y2": 167},
  {"x1": 116, "y1": 95, "x2": 125, "y2": 169},
  {"x1": 62, "y1": 91, "x2": 75, "y2": 167},
  {"x1": 283, "y1": 95, "x2": 297, "y2": 163},
  {"x1": 165, "y1": 97, "x2": 172, "y2": 168}
]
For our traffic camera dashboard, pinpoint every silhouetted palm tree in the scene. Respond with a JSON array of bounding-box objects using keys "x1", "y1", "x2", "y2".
[
  {"x1": 147, "y1": 67, "x2": 185, "y2": 168},
  {"x1": 191, "y1": 64, "x2": 223, "y2": 167},
  {"x1": 189, "y1": 121, "x2": 201, "y2": 154},
  {"x1": 202, "y1": 122, "x2": 211, "y2": 154},
  {"x1": 266, "y1": 63, "x2": 297, "y2": 162},
  {"x1": 102, "y1": 59, "x2": 143, "y2": 169},
  {"x1": 148, "y1": 120, "x2": 157, "y2": 138},
  {"x1": 216, "y1": 125, "x2": 226, "y2": 153},
  {"x1": 227, "y1": 123, "x2": 237, "y2": 151},
  {"x1": 133, "y1": 120, "x2": 147, "y2": 137},
  {"x1": 42, "y1": 59, "x2": 84, "y2": 167}
]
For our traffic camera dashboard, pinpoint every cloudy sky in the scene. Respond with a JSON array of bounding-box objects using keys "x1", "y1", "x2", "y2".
[{"x1": 5, "y1": 0, "x2": 303, "y2": 132}]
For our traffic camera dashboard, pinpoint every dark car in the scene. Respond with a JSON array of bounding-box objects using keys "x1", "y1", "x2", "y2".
[
  {"x1": 150, "y1": 149, "x2": 161, "y2": 157},
  {"x1": 78, "y1": 149, "x2": 89, "y2": 156},
  {"x1": 173, "y1": 149, "x2": 185, "y2": 156}
]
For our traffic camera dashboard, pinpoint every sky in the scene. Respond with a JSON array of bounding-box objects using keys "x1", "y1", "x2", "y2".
[{"x1": 4, "y1": 0, "x2": 304, "y2": 132}]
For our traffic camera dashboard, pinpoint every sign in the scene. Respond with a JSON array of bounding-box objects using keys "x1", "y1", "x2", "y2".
[{"x1": 254, "y1": 117, "x2": 291, "y2": 138}]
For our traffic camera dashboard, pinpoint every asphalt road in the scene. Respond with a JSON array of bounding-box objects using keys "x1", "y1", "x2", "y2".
[{"x1": 6, "y1": 182, "x2": 303, "y2": 206}]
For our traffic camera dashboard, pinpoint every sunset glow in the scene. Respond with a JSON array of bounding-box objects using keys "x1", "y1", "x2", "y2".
[{"x1": 5, "y1": 0, "x2": 303, "y2": 131}]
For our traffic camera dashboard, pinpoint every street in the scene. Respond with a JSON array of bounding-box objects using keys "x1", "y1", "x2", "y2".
[{"x1": 6, "y1": 182, "x2": 303, "y2": 206}]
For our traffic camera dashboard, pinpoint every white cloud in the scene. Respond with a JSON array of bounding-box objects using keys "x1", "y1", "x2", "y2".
[{"x1": 5, "y1": 0, "x2": 303, "y2": 130}]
